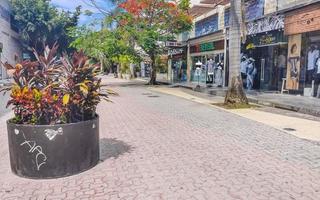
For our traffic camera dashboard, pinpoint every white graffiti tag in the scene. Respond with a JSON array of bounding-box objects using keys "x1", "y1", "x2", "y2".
[
  {"x1": 20, "y1": 133, "x2": 47, "y2": 171},
  {"x1": 44, "y1": 127, "x2": 63, "y2": 141}
]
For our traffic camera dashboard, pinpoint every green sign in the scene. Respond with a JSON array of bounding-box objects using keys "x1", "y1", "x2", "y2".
[{"x1": 200, "y1": 42, "x2": 214, "y2": 52}]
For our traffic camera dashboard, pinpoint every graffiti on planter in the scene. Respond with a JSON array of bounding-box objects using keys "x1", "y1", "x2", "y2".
[
  {"x1": 247, "y1": 15, "x2": 284, "y2": 35},
  {"x1": 18, "y1": 131, "x2": 47, "y2": 171},
  {"x1": 14, "y1": 129, "x2": 20, "y2": 135},
  {"x1": 92, "y1": 124, "x2": 96, "y2": 129},
  {"x1": 44, "y1": 127, "x2": 63, "y2": 141}
]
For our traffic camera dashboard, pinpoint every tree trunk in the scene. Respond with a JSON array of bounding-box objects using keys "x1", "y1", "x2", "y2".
[
  {"x1": 224, "y1": 0, "x2": 248, "y2": 105},
  {"x1": 149, "y1": 55, "x2": 157, "y2": 85}
]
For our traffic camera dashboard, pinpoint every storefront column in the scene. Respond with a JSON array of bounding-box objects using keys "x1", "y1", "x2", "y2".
[
  {"x1": 223, "y1": 36, "x2": 228, "y2": 87},
  {"x1": 167, "y1": 58, "x2": 172, "y2": 83},
  {"x1": 187, "y1": 44, "x2": 192, "y2": 82}
]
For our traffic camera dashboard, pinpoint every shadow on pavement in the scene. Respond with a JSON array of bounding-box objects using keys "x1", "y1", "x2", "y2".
[{"x1": 99, "y1": 138, "x2": 133, "y2": 161}]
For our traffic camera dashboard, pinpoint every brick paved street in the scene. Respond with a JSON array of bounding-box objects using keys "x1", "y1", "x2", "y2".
[{"x1": 1, "y1": 81, "x2": 320, "y2": 199}]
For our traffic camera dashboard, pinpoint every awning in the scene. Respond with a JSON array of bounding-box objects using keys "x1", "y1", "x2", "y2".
[
  {"x1": 189, "y1": 0, "x2": 230, "y2": 17},
  {"x1": 200, "y1": 0, "x2": 229, "y2": 4}
]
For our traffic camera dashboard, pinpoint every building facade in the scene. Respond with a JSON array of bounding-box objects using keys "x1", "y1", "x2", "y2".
[
  {"x1": 0, "y1": 0, "x2": 21, "y2": 80},
  {"x1": 176, "y1": 0, "x2": 320, "y2": 97},
  {"x1": 186, "y1": 1, "x2": 229, "y2": 87}
]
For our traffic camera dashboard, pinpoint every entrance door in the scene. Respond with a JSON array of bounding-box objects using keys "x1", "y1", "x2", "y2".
[{"x1": 259, "y1": 45, "x2": 287, "y2": 91}]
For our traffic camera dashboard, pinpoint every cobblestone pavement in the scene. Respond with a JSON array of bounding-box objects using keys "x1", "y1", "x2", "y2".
[{"x1": 1, "y1": 82, "x2": 320, "y2": 199}]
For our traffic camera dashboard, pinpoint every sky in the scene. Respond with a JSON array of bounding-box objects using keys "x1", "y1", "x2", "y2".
[{"x1": 51, "y1": 0, "x2": 115, "y2": 25}]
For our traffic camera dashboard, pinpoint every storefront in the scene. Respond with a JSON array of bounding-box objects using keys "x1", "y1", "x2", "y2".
[
  {"x1": 188, "y1": 31, "x2": 225, "y2": 86},
  {"x1": 168, "y1": 47, "x2": 187, "y2": 83},
  {"x1": 241, "y1": 15, "x2": 288, "y2": 91},
  {"x1": 284, "y1": 3, "x2": 320, "y2": 97}
]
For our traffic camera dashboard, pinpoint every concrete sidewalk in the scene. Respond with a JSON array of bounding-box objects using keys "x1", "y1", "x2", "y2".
[
  {"x1": 168, "y1": 82, "x2": 320, "y2": 117},
  {"x1": 150, "y1": 86, "x2": 320, "y2": 142}
]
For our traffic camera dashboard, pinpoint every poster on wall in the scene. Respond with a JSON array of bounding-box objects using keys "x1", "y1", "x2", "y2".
[{"x1": 286, "y1": 34, "x2": 302, "y2": 90}]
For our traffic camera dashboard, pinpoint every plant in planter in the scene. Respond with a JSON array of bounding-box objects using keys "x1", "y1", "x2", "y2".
[{"x1": 1, "y1": 45, "x2": 114, "y2": 178}]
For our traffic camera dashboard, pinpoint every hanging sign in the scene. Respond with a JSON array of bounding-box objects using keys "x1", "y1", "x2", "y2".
[{"x1": 168, "y1": 48, "x2": 184, "y2": 56}]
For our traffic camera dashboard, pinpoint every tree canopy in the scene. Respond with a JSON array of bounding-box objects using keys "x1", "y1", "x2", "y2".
[
  {"x1": 10, "y1": 0, "x2": 81, "y2": 53},
  {"x1": 115, "y1": 0, "x2": 193, "y2": 84},
  {"x1": 69, "y1": 24, "x2": 141, "y2": 73}
]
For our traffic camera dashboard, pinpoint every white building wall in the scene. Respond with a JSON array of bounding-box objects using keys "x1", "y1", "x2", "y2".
[{"x1": 0, "y1": 0, "x2": 21, "y2": 80}]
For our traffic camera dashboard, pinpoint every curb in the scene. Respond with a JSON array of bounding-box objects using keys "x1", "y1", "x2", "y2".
[
  {"x1": 171, "y1": 83, "x2": 320, "y2": 118},
  {"x1": 247, "y1": 97, "x2": 320, "y2": 117}
]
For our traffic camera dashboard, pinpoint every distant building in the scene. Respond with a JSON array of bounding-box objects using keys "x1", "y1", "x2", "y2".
[{"x1": 0, "y1": 0, "x2": 21, "y2": 80}]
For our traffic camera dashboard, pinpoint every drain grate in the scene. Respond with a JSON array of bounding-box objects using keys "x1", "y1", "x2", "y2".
[
  {"x1": 142, "y1": 93, "x2": 153, "y2": 95},
  {"x1": 148, "y1": 95, "x2": 160, "y2": 98},
  {"x1": 283, "y1": 128, "x2": 296, "y2": 132}
]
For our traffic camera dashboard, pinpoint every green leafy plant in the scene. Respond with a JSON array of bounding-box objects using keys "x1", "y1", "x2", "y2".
[{"x1": 1, "y1": 45, "x2": 115, "y2": 125}]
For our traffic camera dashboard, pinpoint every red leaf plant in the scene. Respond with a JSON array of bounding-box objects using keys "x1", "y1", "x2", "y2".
[{"x1": 1, "y1": 44, "x2": 114, "y2": 125}]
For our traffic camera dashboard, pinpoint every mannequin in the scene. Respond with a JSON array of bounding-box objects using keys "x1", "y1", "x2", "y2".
[
  {"x1": 246, "y1": 58, "x2": 257, "y2": 90},
  {"x1": 215, "y1": 62, "x2": 224, "y2": 87},
  {"x1": 207, "y1": 58, "x2": 214, "y2": 84},
  {"x1": 307, "y1": 45, "x2": 320, "y2": 84},
  {"x1": 240, "y1": 56, "x2": 248, "y2": 88}
]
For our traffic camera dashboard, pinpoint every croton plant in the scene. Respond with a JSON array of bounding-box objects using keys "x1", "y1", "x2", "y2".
[{"x1": 0, "y1": 44, "x2": 114, "y2": 125}]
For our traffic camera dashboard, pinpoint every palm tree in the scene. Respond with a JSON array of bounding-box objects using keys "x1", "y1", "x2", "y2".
[{"x1": 224, "y1": 0, "x2": 248, "y2": 104}]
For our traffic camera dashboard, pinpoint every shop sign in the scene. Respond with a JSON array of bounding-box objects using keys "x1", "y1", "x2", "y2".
[
  {"x1": 166, "y1": 41, "x2": 183, "y2": 47},
  {"x1": 200, "y1": 42, "x2": 214, "y2": 52},
  {"x1": 247, "y1": 31, "x2": 286, "y2": 47},
  {"x1": 285, "y1": 4, "x2": 320, "y2": 35},
  {"x1": 168, "y1": 48, "x2": 184, "y2": 56},
  {"x1": 247, "y1": 15, "x2": 284, "y2": 35},
  {"x1": 190, "y1": 40, "x2": 224, "y2": 54}
]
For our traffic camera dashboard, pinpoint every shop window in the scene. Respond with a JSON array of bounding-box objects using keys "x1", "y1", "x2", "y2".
[
  {"x1": 224, "y1": 9, "x2": 230, "y2": 27},
  {"x1": 245, "y1": 0, "x2": 265, "y2": 21},
  {"x1": 195, "y1": 15, "x2": 218, "y2": 37}
]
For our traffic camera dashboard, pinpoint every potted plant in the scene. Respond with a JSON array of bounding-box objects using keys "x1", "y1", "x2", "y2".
[{"x1": 1, "y1": 45, "x2": 113, "y2": 179}]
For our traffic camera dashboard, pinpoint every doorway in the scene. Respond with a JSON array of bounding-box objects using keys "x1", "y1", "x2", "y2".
[{"x1": 248, "y1": 44, "x2": 287, "y2": 91}]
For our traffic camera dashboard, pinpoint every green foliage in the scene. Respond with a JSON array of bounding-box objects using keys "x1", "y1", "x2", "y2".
[
  {"x1": 0, "y1": 45, "x2": 115, "y2": 125},
  {"x1": 69, "y1": 25, "x2": 141, "y2": 70},
  {"x1": 10, "y1": 0, "x2": 81, "y2": 53}
]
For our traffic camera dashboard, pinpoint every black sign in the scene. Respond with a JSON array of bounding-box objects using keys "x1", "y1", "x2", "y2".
[{"x1": 247, "y1": 31, "x2": 287, "y2": 48}]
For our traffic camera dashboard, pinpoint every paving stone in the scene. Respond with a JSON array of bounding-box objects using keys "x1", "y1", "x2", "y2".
[{"x1": 0, "y1": 81, "x2": 320, "y2": 199}]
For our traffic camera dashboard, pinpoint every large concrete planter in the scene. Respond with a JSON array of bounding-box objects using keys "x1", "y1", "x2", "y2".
[{"x1": 6, "y1": 116, "x2": 99, "y2": 179}]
